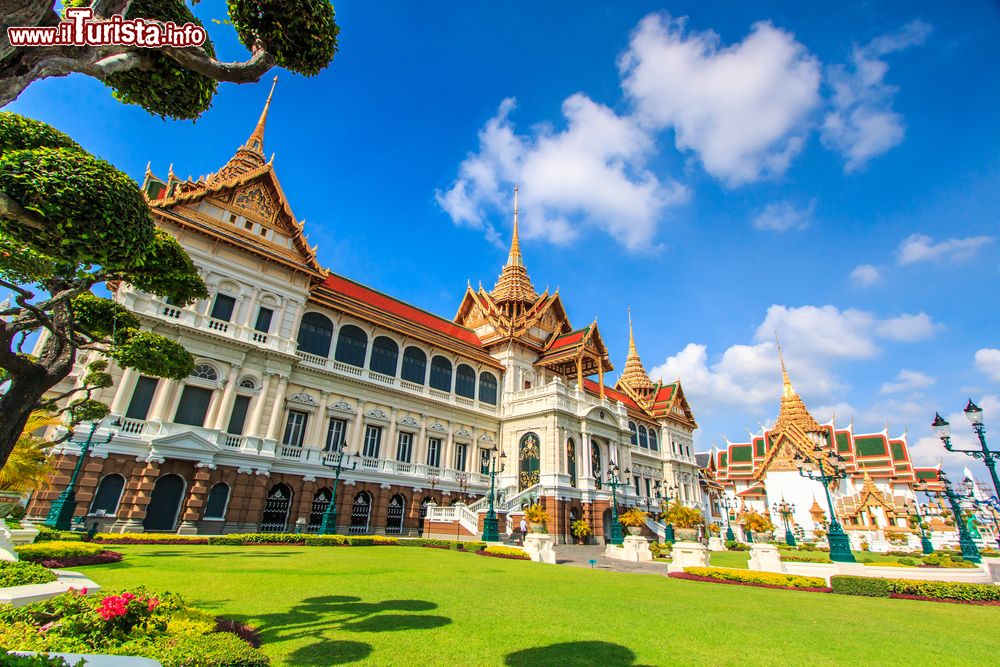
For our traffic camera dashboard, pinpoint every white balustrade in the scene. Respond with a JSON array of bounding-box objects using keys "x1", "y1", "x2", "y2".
[
  {"x1": 279, "y1": 445, "x2": 304, "y2": 460},
  {"x1": 117, "y1": 418, "x2": 146, "y2": 435}
]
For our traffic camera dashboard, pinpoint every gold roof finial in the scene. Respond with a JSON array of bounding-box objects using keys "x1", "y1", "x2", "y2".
[
  {"x1": 776, "y1": 332, "x2": 793, "y2": 399},
  {"x1": 772, "y1": 336, "x2": 822, "y2": 435},
  {"x1": 508, "y1": 185, "x2": 523, "y2": 268},
  {"x1": 620, "y1": 307, "x2": 654, "y2": 394},
  {"x1": 491, "y1": 185, "x2": 538, "y2": 305},
  {"x1": 246, "y1": 75, "x2": 278, "y2": 154}
]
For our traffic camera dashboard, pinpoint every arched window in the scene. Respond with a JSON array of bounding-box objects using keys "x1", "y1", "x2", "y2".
[
  {"x1": 567, "y1": 438, "x2": 577, "y2": 487},
  {"x1": 203, "y1": 482, "x2": 230, "y2": 520},
  {"x1": 89, "y1": 474, "x2": 125, "y2": 516},
  {"x1": 191, "y1": 364, "x2": 218, "y2": 381},
  {"x1": 238, "y1": 377, "x2": 256, "y2": 390},
  {"x1": 369, "y1": 336, "x2": 399, "y2": 376},
  {"x1": 308, "y1": 488, "x2": 332, "y2": 531},
  {"x1": 335, "y1": 324, "x2": 368, "y2": 367},
  {"x1": 386, "y1": 494, "x2": 405, "y2": 535},
  {"x1": 648, "y1": 428, "x2": 659, "y2": 451},
  {"x1": 638, "y1": 425, "x2": 649, "y2": 449},
  {"x1": 349, "y1": 491, "x2": 372, "y2": 534},
  {"x1": 519, "y1": 432, "x2": 540, "y2": 491},
  {"x1": 401, "y1": 347, "x2": 427, "y2": 384},
  {"x1": 479, "y1": 372, "x2": 498, "y2": 405},
  {"x1": 455, "y1": 364, "x2": 476, "y2": 399},
  {"x1": 261, "y1": 483, "x2": 293, "y2": 532},
  {"x1": 429, "y1": 356, "x2": 452, "y2": 392},
  {"x1": 628, "y1": 422, "x2": 638, "y2": 446},
  {"x1": 297, "y1": 312, "x2": 334, "y2": 357}
]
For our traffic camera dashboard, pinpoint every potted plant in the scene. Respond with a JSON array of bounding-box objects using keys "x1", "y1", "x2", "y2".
[
  {"x1": 741, "y1": 510, "x2": 774, "y2": 543},
  {"x1": 524, "y1": 504, "x2": 550, "y2": 533},
  {"x1": 618, "y1": 508, "x2": 648, "y2": 536},
  {"x1": 571, "y1": 519, "x2": 592, "y2": 544},
  {"x1": 708, "y1": 523, "x2": 721, "y2": 535},
  {"x1": 660, "y1": 500, "x2": 704, "y2": 540}
]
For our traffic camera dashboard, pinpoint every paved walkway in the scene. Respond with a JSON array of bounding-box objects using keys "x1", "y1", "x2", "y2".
[{"x1": 552, "y1": 544, "x2": 672, "y2": 576}]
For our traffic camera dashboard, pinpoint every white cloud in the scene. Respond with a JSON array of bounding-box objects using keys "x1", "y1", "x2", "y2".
[
  {"x1": 821, "y1": 20, "x2": 932, "y2": 171},
  {"x1": 897, "y1": 233, "x2": 995, "y2": 265},
  {"x1": 875, "y1": 312, "x2": 938, "y2": 342},
  {"x1": 435, "y1": 96, "x2": 689, "y2": 251},
  {"x1": 976, "y1": 348, "x2": 1000, "y2": 383},
  {"x1": 880, "y1": 369, "x2": 936, "y2": 394},
  {"x1": 850, "y1": 264, "x2": 881, "y2": 286},
  {"x1": 907, "y1": 395, "x2": 1000, "y2": 470},
  {"x1": 752, "y1": 200, "x2": 814, "y2": 232},
  {"x1": 620, "y1": 14, "x2": 821, "y2": 185}
]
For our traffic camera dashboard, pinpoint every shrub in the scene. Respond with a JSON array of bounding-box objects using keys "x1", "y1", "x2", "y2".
[
  {"x1": 780, "y1": 553, "x2": 831, "y2": 563},
  {"x1": 461, "y1": 541, "x2": 487, "y2": 553},
  {"x1": 571, "y1": 519, "x2": 592, "y2": 539},
  {"x1": 897, "y1": 557, "x2": 916, "y2": 566},
  {"x1": 618, "y1": 508, "x2": 648, "y2": 528},
  {"x1": 523, "y1": 504, "x2": 550, "y2": 525},
  {"x1": 94, "y1": 533, "x2": 208, "y2": 545},
  {"x1": 725, "y1": 541, "x2": 749, "y2": 551},
  {"x1": 480, "y1": 546, "x2": 529, "y2": 560},
  {"x1": 303, "y1": 534, "x2": 347, "y2": 547},
  {"x1": 15, "y1": 542, "x2": 103, "y2": 561},
  {"x1": 33, "y1": 526, "x2": 85, "y2": 542},
  {"x1": 0, "y1": 655, "x2": 74, "y2": 666},
  {"x1": 922, "y1": 554, "x2": 941, "y2": 566},
  {"x1": 831, "y1": 575, "x2": 892, "y2": 597},
  {"x1": 346, "y1": 536, "x2": 374, "y2": 546},
  {"x1": 207, "y1": 533, "x2": 304, "y2": 546},
  {"x1": 832, "y1": 575, "x2": 1000, "y2": 603},
  {"x1": 0, "y1": 560, "x2": 57, "y2": 587},
  {"x1": 682, "y1": 567, "x2": 826, "y2": 590},
  {"x1": 115, "y1": 630, "x2": 270, "y2": 666},
  {"x1": 649, "y1": 541, "x2": 671, "y2": 560},
  {"x1": 740, "y1": 510, "x2": 774, "y2": 534},
  {"x1": 371, "y1": 536, "x2": 399, "y2": 546},
  {"x1": 660, "y1": 500, "x2": 704, "y2": 528}
]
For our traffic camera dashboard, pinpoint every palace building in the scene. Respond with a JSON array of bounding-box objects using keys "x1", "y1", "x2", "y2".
[
  {"x1": 27, "y1": 83, "x2": 703, "y2": 542},
  {"x1": 704, "y1": 350, "x2": 942, "y2": 550}
]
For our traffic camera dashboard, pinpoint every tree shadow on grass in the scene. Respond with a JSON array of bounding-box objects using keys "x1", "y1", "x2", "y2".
[
  {"x1": 226, "y1": 595, "x2": 450, "y2": 666},
  {"x1": 506, "y1": 641, "x2": 649, "y2": 667}
]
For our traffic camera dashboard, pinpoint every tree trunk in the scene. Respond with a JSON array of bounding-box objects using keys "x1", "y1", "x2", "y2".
[{"x1": 0, "y1": 374, "x2": 54, "y2": 471}]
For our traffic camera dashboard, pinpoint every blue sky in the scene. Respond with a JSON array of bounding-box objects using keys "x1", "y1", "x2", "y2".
[{"x1": 10, "y1": 1, "x2": 1000, "y2": 477}]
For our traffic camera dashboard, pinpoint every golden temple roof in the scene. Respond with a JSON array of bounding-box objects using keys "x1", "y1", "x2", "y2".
[
  {"x1": 772, "y1": 339, "x2": 822, "y2": 435},
  {"x1": 208, "y1": 76, "x2": 278, "y2": 187},
  {"x1": 620, "y1": 308, "x2": 654, "y2": 393},
  {"x1": 491, "y1": 186, "x2": 539, "y2": 305}
]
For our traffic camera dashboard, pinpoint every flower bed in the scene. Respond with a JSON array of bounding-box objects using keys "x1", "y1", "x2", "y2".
[
  {"x1": 0, "y1": 561, "x2": 57, "y2": 588},
  {"x1": 93, "y1": 533, "x2": 209, "y2": 545},
  {"x1": 478, "y1": 546, "x2": 529, "y2": 560},
  {"x1": 675, "y1": 567, "x2": 829, "y2": 592},
  {"x1": 831, "y1": 575, "x2": 1000, "y2": 604},
  {"x1": 0, "y1": 588, "x2": 269, "y2": 666}
]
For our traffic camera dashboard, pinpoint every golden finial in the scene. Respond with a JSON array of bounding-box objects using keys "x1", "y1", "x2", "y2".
[
  {"x1": 775, "y1": 331, "x2": 793, "y2": 397},
  {"x1": 144, "y1": 161, "x2": 152, "y2": 175},
  {"x1": 167, "y1": 163, "x2": 175, "y2": 180},
  {"x1": 246, "y1": 75, "x2": 278, "y2": 153},
  {"x1": 508, "y1": 185, "x2": 522, "y2": 268}
]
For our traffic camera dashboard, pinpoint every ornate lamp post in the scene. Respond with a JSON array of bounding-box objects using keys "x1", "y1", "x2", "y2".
[
  {"x1": 773, "y1": 499, "x2": 796, "y2": 547},
  {"x1": 654, "y1": 480, "x2": 677, "y2": 543},
  {"x1": 318, "y1": 442, "x2": 357, "y2": 535},
  {"x1": 794, "y1": 430, "x2": 855, "y2": 563},
  {"x1": 719, "y1": 493, "x2": 736, "y2": 542},
  {"x1": 45, "y1": 419, "x2": 119, "y2": 531},
  {"x1": 914, "y1": 471, "x2": 980, "y2": 563},
  {"x1": 605, "y1": 463, "x2": 629, "y2": 546},
  {"x1": 482, "y1": 445, "x2": 506, "y2": 542},
  {"x1": 906, "y1": 498, "x2": 935, "y2": 555},
  {"x1": 933, "y1": 402, "x2": 1000, "y2": 499},
  {"x1": 456, "y1": 472, "x2": 471, "y2": 501}
]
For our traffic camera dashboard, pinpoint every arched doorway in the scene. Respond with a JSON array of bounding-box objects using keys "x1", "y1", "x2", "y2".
[
  {"x1": 261, "y1": 484, "x2": 292, "y2": 532},
  {"x1": 386, "y1": 494, "x2": 405, "y2": 535},
  {"x1": 418, "y1": 496, "x2": 432, "y2": 536},
  {"x1": 143, "y1": 474, "x2": 185, "y2": 531},
  {"x1": 308, "y1": 488, "x2": 332, "y2": 532},
  {"x1": 602, "y1": 508, "x2": 613, "y2": 543},
  {"x1": 349, "y1": 491, "x2": 372, "y2": 534},
  {"x1": 519, "y1": 432, "x2": 540, "y2": 491}
]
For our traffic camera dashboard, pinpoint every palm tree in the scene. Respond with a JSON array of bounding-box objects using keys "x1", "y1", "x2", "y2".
[{"x1": 0, "y1": 411, "x2": 57, "y2": 492}]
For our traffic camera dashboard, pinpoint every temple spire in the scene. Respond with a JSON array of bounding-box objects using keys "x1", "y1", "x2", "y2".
[
  {"x1": 620, "y1": 307, "x2": 654, "y2": 394},
  {"x1": 776, "y1": 332, "x2": 794, "y2": 398},
  {"x1": 491, "y1": 185, "x2": 537, "y2": 306},
  {"x1": 772, "y1": 337, "x2": 822, "y2": 435},
  {"x1": 246, "y1": 75, "x2": 278, "y2": 154}
]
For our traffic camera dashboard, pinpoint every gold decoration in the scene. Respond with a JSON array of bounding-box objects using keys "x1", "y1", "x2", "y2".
[
  {"x1": 234, "y1": 183, "x2": 274, "y2": 220},
  {"x1": 491, "y1": 187, "x2": 539, "y2": 306}
]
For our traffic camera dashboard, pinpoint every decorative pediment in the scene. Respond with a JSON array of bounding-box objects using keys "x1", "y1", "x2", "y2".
[
  {"x1": 232, "y1": 182, "x2": 275, "y2": 221},
  {"x1": 398, "y1": 415, "x2": 419, "y2": 428},
  {"x1": 287, "y1": 392, "x2": 318, "y2": 407},
  {"x1": 330, "y1": 400, "x2": 355, "y2": 414},
  {"x1": 366, "y1": 408, "x2": 390, "y2": 422},
  {"x1": 478, "y1": 433, "x2": 496, "y2": 444},
  {"x1": 428, "y1": 423, "x2": 447, "y2": 433},
  {"x1": 456, "y1": 428, "x2": 472, "y2": 439}
]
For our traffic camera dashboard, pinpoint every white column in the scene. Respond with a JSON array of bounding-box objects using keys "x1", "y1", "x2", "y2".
[
  {"x1": 385, "y1": 408, "x2": 398, "y2": 461},
  {"x1": 211, "y1": 367, "x2": 241, "y2": 431},
  {"x1": 265, "y1": 375, "x2": 289, "y2": 441},
  {"x1": 148, "y1": 379, "x2": 179, "y2": 421},
  {"x1": 241, "y1": 288, "x2": 261, "y2": 327},
  {"x1": 348, "y1": 402, "x2": 366, "y2": 455},
  {"x1": 305, "y1": 391, "x2": 330, "y2": 448},
  {"x1": 246, "y1": 373, "x2": 272, "y2": 438},
  {"x1": 417, "y1": 420, "x2": 428, "y2": 467},
  {"x1": 445, "y1": 426, "x2": 455, "y2": 471},
  {"x1": 109, "y1": 367, "x2": 139, "y2": 416}
]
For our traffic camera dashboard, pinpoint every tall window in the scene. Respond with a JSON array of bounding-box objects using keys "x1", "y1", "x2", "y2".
[
  {"x1": 429, "y1": 356, "x2": 452, "y2": 392},
  {"x1": 325, "y1": 418, "x2": 347, "y2": 452},
  {"x1": 401, "y1": 347, "x2": 427, "y2": 384},
  {"x1": 335, "y1": 324, "x2": 368, "y2": 367},
  {"x1": 204, "y1": 483, "x2": 230, "y2": 519},
  {"x1": 634, "y1": 475, "x2": 641, "y2": 495},
  {"x1": 455, "y1": 364, "x2": 476, "y2": 398},
  {"x1": 363, "y1": 425, "x2": 382, "y2": 458},
  {"x1": 644, "y1": 478, "x2": 652, "y2": 498},
  {"x1": 369, "y1": 336, "x2": 399, "y2": 376},
  {"x1": 427, "y1": 438, "x2": 441, "y2": 468},
  {"x1": 173, "y1": 386, "x2": 213, "y2": 426},
  {"x1": 125, "y1": 376, "x2": 159, "y2": 420},
  {"x1": 396, "y1": 432, "x2": 413, "y2": 463},
  {"x1": 210, "y1": 293, "x2": 236, "y2": 322},
  {"x1": 567, "y1": 438, "x2": 577, "y2": 487},
  {"x1": 628, "y1": 422, "x2": 638, "y2": 446},
  {"x1": 297, "y1": 312, "x2": 334, "y2": 357},
  {"x1": 89, "y1": 474, "x2": 125, "y2": 516},
  {"x1": 454, "y1": 443, "x2": 467, "y2": 471},
  {"x1": 480, "y1": 448, "x2": 491, "y2": 474},
  {"x1": 282, "y1": 410, "x2": 308, "y2": 447},
  {"x1": 254, "y1": 307, "x2": 273, "y2": 333},
  {"x1": 478, "y1": 372, "x2": 498, "y2": 405},
  {"x1": 638, "y1": 425, "x2": 649, "y2": 449},
  {"x1": 649, "y1": 429, "x2": 659, "y2": 451},
  {"x1": 226, "y1": 395, "x2": 251, "y2": 434}
]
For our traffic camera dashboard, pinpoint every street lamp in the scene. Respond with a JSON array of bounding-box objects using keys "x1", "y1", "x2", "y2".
[
  {"x1": 45, "y1": 419, "x2": 119, "y2": 531},
  {"x1": 318, "y1": 441, "x2": 357, "y2": 535},
  {"x1": 961, "y1": 477, "x2": 1000, "y2": 552},
  {"x1": 773, "y1": 499, "x2": 796, "y2": 547},
  {"x1": 482, "y1": 445, "x2": 506, "y2": 542},
  {"x1": 905, "y1": 498, "x2": 935, "y2": 555},
  {"x1": 719, "y1": 493, "x2": 736, "y2": 542},
  {"x1": 456, "y1": 472, "x2": 471, "y2": 501},
  {"x1": 933, "y1": 402, "x2": 1000, "y2": 500},
  {"x1": 795, "y1": 429, "x2": 855, "y2": 563},
  {"x1": 654, "y1": 480, "x2": 677, "y2": 543},
  {"x1": 914, "y1": 471, "x2": 980, "y2": 563},
  {"x1": 605, "y1": 463, "x2": 629, "y2": 546}
]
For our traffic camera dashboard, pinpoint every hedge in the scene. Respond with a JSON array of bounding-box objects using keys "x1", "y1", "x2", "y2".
[
  {"x1": 32, "y1": 526, "x2": 86, "y2": 542},
  {"x1": 831, "y1": 575, "x2": 1000, "y2": 604},
  {"x1": 681, "y1": 567, "x2": 828, "y2": 590},
  {"x1": 0, "y1": 561, "x2": 57, "y2": 588},
  {"x1": 15, "y1": 542, "x2": 103, "y2": 560},
  {"x1": 93, "y1": 533, "x2": 209, "y2": 545},
  {"x1": 1, "y1": 655, "x2": 74, "y2": 667},
  {"x1": 479, "y1": 546, "x2": 530, "y2": 560}
]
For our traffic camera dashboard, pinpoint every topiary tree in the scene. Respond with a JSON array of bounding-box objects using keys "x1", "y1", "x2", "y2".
[
  {"x1": 0, "y1": 1, "x2": 340, "y2": 118},
  {"x1": 0, "y1": 111, "x2": 207, "y2": 471}
]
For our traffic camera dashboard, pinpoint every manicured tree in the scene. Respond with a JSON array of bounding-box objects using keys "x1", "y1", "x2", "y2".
[{"x1": 0, "y1": 410, "x2": 59, "y2": 492}]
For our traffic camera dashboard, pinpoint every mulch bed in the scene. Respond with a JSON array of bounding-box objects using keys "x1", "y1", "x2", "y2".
[
  {"x1": 669, "y1": 572, "x2": 830, "y2": 593},
  {"x1": 32, "y1": 550, "x2": 124, "y2": 568}
]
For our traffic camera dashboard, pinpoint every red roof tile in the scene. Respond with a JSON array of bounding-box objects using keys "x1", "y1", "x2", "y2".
[
  {"x1": 549, "y1": 328, "x2": 588, "y2": 351},
  {"x1": 582, "y1": 378, "x2": 643, "y2": 411},
  {"x1": 320, "y1": 273, "x2": 483, "y2": 347}
]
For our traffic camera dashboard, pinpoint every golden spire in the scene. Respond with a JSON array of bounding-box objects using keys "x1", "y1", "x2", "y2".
[
  {"x1": 246, "y1": 75, "x2": 278, "y2": 154},
  {"x1": 620, "y1": 307, "x2": 654, "y2": 394},
  {"x1": 772, "y1": 335, "x2": 822, "y2": 435},
  {"x1": 491, "y1": 185, "x2": 538, "y2": 306},
  {"x1": 776, "y1": 332, "x2": 794, "y2": 399}
]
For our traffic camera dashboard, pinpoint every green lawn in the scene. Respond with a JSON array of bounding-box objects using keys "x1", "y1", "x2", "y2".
[{"x1": 78, "y1": 544, "x2": 1000, "y2": 666}]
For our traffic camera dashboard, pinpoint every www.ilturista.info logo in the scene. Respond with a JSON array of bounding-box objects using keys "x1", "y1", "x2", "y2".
[{"x1": 7, "y1": 7, "x2": 206, "y2": 48}]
